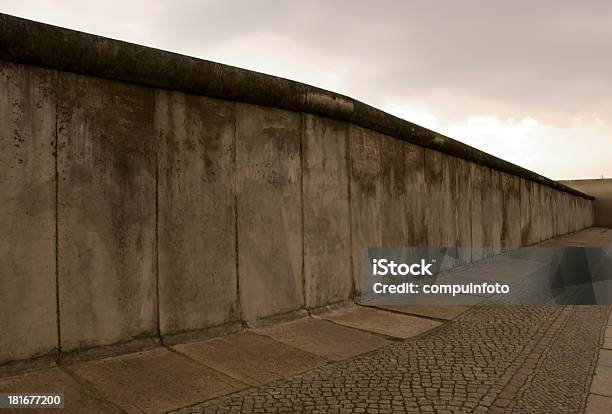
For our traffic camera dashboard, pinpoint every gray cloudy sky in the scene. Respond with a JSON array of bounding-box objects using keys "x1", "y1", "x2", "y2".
[{"x1": 1, "y1": 1, "x2": 610, "y2": 179}]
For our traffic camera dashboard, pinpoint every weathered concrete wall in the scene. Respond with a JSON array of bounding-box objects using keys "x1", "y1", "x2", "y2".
[
  {"x1": 381, "y1": 135, "x2": 408, "y2": 249},
  {"x1": 350, "y1": 125, "x2": 382, "y2": 295},
  {"x1": 481, "y1": 167, "x2": 495, "y2": 258},
  {"x1": 302, "y1": 114, "x2": 352, "y2": 308},
  {"x1": 501, "y1": 173, "x2": 521, "y2": 251},
  {"x1": 57, "y1": 73, "x2": 157, "y2": 352},
  {"x1": 442, "y1": 155, "x2": 459, "y2": 269},
  {"x1": 236, "y1": 104, "x2": 303, "y2": 321},
  {"x1": 0, "y1": 61, "x2": 57, "y2": 364},
  {"x1": 561, "y1": 179, "x2": 612, "y2": 228},
  {"x1": 404, "y1": 143, "x2": 427, "y2": 263},
  {"x1": 0, "y1": 13, "x2": 596, "y2": 365},
  {"x1": 425, "y1": 150, "x2": 445, "y2": 264},
  {"x1": 156, "y1": 92, "x2": 238, "y2": 338},
  {"x1": 470, "y1": 164, "x2": 485, "y2": 262},
  {"x1": 456, "y1": 158, "x2": 472, "y2": 264}
]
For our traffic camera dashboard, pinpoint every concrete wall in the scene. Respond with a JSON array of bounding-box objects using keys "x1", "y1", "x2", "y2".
[
  {"x1": 57, "y1": 73, "x2": 157, "y2": 352},
  {"x1": 0, "y1": 14, "x2": 596, "y2": 365},
  {"x1": 561, "y1": 179, "x2": 612, "y2": 228},
  {"x1": 156, "y1": 91, "x2": 239, "y2": 338},
  {"x1": 0, "y1": 61, "x2": 57, "y2": 364}
]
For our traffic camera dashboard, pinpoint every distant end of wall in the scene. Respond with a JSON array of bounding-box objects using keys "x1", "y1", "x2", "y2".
[{"x1": 560, "y1": 179, "x2": 612, "y2": 228}]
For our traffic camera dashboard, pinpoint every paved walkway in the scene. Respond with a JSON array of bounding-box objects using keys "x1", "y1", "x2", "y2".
[
  {"x1": 182, "y1": 306, "x2": 609, "y2": 414},
  {"x1": 1, "y1": 228, "x2": 611, "y2": 413},
  {"x1": 585, "y1": 309, "x2": 612, "y2": 414}
]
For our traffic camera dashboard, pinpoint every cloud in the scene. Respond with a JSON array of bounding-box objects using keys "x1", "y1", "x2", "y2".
[{"x1": 1, "y1": 0, "x2": 610, "y2": 178}]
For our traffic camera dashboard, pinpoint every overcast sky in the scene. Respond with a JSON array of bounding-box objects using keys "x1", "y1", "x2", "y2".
[{"x1": 2, "y1": 1, "x2": 610, "y2": 180}]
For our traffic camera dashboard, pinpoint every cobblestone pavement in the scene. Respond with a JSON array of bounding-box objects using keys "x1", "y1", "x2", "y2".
[{"x1": 174, "y1": 305, "x2": 609, "y2": 414}]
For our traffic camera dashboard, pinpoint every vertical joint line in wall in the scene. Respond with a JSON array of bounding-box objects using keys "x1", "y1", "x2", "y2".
[
  {"x1": 423, "y1": 149, "x2": 429, "y2": 263},
  {"x1": 233, "y1": 102, "x2": 241, "y2": 323},
  {"x1": 422, "y1": 148, "x2": 431, "y2": 260},
  {"x1": 347, "y1": 126, "x2": 356, "y2": 300},
  {"x1": 469, "y1": 162, "x2": 473, "y2": 262},
  {"x1": 299, "y1": 113, "x2": 306, "y2": 311},
  {"x1": 401, "y1": 145, "x2": 407, "y2": 250},
  {"x1": 154, "y1": 94, "x2": 162, "y2": 346},
  {"x1": 519, "y1": 178, "x2": 523, "y2": 243},
  {"x1": 54, "y1": 70, "x2": 61, "y2": 355},
  {"x1": 378, "y1": 138, "x2": 383, "y2": 248},
  {"x1": 498, "y1": 171, "x2": 502, "y2": 249}
]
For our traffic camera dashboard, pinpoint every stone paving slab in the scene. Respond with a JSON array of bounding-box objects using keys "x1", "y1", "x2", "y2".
[
  {"x1": 172, "y1": 331, "x2": 326, "y2": 386},
  {"x1": 319, "y1": 305, "x2": 442, "y2": 339},
  {"x1": 590, "y1": 365, "x2": 612, "y2": 398},
  {"x1": 254, "y1": 318, "x2": 390, "y2": 361},
  {"x1": 542, "y1": 228, "x2": 612, "y2": 247},
  {"x1": 470, "y1": 257, "x2": 546, "y2": 274},
  {"x1": 585, "y1": 394, "x2": 612, "y2": 414},
  {"x1": 0, "y1": 367, "x2": 122, "y2": 414},
  {"x1": 65, "y1": 347, "x2": 245, "y2": 414},
  {"x1": 598, "y1": 349, "x2": 612, "y2": 367},
  {"x1": 363, "y1": 291, "x2": 486, "y2": 306},
  {"x1": 439, "y1": 261, "x2": 547, "y2": 288},
  {"x1": 372, "y1": 304, "x2": 471, "y2": 320}
]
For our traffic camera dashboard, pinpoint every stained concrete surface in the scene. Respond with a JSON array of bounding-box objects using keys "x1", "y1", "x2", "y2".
[
  {"x1": 350, "y1": 125, "x2": 382, "y2": 295},
  {"x1": 156, "y1": 91, "x2": 239, "y2": 336},
  {"x1": 521, "y1": 178, "x2": 534, "y2": 245},
  {"x1": 470, "y1": 163, "x2": 485, "y2": 262},
  {"x1": 456, "y1": 157, "x2": 472, "y2": 264},
  {"x1": 597, "y1": 349, "x2": 612, "y2": 367},
  {"x1": 0, "y1": 57, "x2": 597, "y2": 365},
  {"x1": 585, "y1": 394, "x2": 612, "y2": 414},
  {"x1": 0, "y1": 22, "x2": 597, "y2": 365},
  {"x1": 0, "y1": 13, "x2": 594, "y2": 204},
  {"x1": 0, "y1": 367, "x2": 123, "y2": 414},
  {"x1": 442, "y1": 155, "x2": 459, "y2": 270},
  {"x1": 501, "y1": 172, "x2": 521, "y2": 251},
  {"x1": 0, "y1": 61, "x2": 57, "y2": 364},
  {"x1": 319, "y1": 306, "x2": 442, "y2": 339},
  {"x1": 66, "y1": 347, "x2": 245, "y2": 414},
  {"x1": 302, "y1": 114, "x2": 352, "y2": 308},
  {"x1": 491, "y1": 169, "x2": 503, "y2": 256},
  {"x1": 381, "y1": 134, "x2": 407, "y2": 248},
  {"x1": 236, "y1": 104, "x2": 303, "y2": 321},
  {"x1": 425, "y1": 149, "x2": 444, "y2": 263},
  {"x1": 590, "y1": 365, "x2": 612, "y2": 397},
  {"x1": 57, "y1": 72, "x2": 157, "y2": 351},
  {"x1": 254, "y1": 318, "x2": 390, "y2": 361},
  {"x1": 404, "y1": 142, "x2": 427, "y2": 259},
  {"x1": 172, "y1": 332, "x2": 326, "y2": 386}
]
